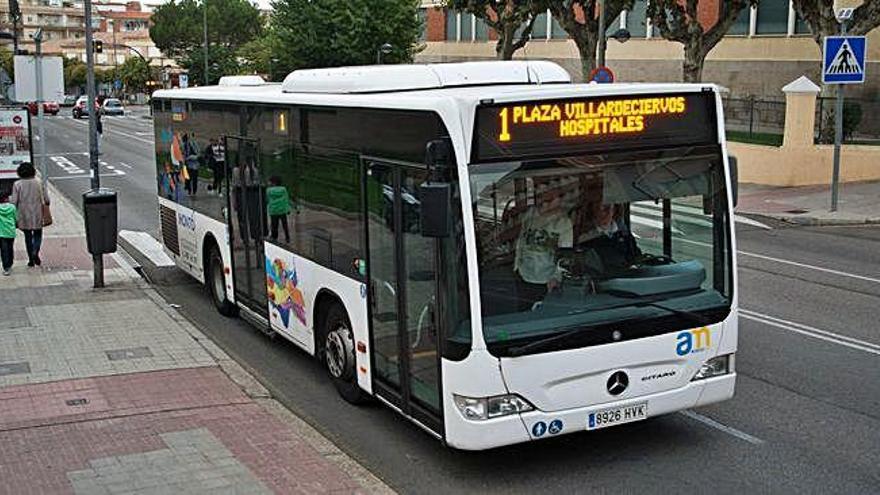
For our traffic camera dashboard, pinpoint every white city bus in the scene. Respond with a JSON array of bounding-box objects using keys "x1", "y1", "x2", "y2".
[{"x1": 152, "y1": 61, "x2": 738, "y2": 450}]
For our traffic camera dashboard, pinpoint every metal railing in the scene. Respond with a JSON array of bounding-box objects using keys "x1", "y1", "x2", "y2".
[
  {"x1": 815, "y1": 96, "x2": 880, "y2": 145},
  {"x1": 722, "y1": 96, "x2": 786, "y2": 146}
]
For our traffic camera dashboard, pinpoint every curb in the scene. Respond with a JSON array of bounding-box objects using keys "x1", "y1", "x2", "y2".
[{"x1": 737, "y1": 210, "x2": 880, "y2": 227}]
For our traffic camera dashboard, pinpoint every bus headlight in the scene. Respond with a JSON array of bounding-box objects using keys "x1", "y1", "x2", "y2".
[
  {"x1": 692, "y1": 354, "x2": 731, "y2": 381},
  {"x1": 453, "y1": 394, "x2": 534, "y2": 420}
]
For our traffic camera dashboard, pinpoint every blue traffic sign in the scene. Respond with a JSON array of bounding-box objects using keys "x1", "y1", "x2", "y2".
[{"x1": 823, "y1": 36, "x2": 866, "y2": 84}]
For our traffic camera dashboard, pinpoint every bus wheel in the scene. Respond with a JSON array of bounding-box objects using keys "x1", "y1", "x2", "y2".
[
  {"x1": 207, "y1": 245, "x2": 237, "y2": 317},
  {"x1": 323, "y1": 303, "x2": 370, "y2": 405}
]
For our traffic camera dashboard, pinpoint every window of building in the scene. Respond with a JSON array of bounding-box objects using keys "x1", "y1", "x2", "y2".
[
  {"x1": 627, "y1": 0, "x2": 648, "y2": 38},
  {"x1": 445, "y1": 9, "x2": 456, "y2": 41},
  {"x1": 460, "y1": 12, "x2": 473, "y2": 41},
  {"x1": 728, "y1": 6, "x2": 751, "y2": 35},
  {"x1": 475, "y1": 18, "x2": 489, "y2": 41},
  {"x1": 756, "y1": 0, "x2": 788, "y2": 35},
  {"x1": 794, "y1": 11, "x2": 810, "y2": 35},
  {"x1": 550, "y1": 15, "x2": 567, "y2": 39},
  {"x1": 529, "y1": 11, "x2": 547, "y2": 39}
]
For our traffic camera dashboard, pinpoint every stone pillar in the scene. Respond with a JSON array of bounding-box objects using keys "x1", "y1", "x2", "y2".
[{"x1": 781, "y1": 75, "x2": 821, "y2": 148}]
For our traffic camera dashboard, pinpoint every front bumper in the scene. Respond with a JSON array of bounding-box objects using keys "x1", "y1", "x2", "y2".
[{"x1": 445, "y1": 373, "x2": 736, "y2": 450}]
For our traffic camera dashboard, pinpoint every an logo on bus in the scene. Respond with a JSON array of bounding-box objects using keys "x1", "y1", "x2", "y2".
[
  {"x1": 675, "y1": 327, "x2": 711, "y2": 356},
  {"x1": 177, "y1": 211, "x2": 196, "y2": 231}
]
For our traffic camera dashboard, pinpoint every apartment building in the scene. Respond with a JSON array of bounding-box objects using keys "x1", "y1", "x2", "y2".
[
  {"x1": 0, "y1": 0, "x2": 167, "y2": 68},
  {"x1": 417, "y1": 0, "x2": 878, "y2": 98}
]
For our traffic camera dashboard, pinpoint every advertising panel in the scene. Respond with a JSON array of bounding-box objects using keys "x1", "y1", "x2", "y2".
[{"x1": 0, "y1": 109, "x2": 32, "y2": 180}]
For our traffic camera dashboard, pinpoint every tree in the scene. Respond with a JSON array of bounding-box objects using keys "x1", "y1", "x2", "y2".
[
  {"x1": 150, "y1": 0, "x2": 263, "y2": 84},
  {"x1": 118, "y1": 56, "x2": 150, "y2": 93},
  {"x1": 792, "y1": 0, "x2": 880, "y2": 49},
  {"x1": 543, "y1": 0, "x2": 634, "y2": 79},
  {"x1": 270, "y1": 0, "x2": 423, "y2": 73},
  {"x1": 63, "y1": 57, "x2": 87, "y2": 91},
  {"x1": 0, "y1": 46, "x2": 13, "y2": 83},
  {"x1": 445, "y1": 1, "x2": 542, "y2": 60},
  {"x1": 648, "y1": 0, "x2": 756, "y2": 82},
  {"x1": 236, "y1": 35, "x2": 278, "y2": 79}
]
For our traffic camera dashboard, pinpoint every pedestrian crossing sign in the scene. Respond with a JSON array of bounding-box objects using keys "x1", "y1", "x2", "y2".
[{"x1": 823, "y1": 36, "x2": 866, "y2": 84}]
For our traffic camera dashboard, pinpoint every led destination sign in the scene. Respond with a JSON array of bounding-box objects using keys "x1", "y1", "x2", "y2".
[{"x1": 474, "y1": 92, "x2": 716, "y2": 162}]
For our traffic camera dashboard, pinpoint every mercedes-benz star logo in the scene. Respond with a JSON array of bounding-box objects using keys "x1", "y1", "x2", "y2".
[{"x1": 606, "y1": 371, "x2": 629, "y2": 396}]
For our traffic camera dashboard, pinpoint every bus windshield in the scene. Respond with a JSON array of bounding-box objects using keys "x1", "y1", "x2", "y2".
[{"x1": 469, "y1": 145, "x2": 732, "y2": 356}]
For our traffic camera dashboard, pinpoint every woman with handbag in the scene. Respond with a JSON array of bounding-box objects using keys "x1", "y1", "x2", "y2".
[{"x1": 9, "y1": 162, "x2": 51, "y2": 267}]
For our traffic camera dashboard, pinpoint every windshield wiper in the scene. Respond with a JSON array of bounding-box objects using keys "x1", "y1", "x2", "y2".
[
  {"x1": 633, "y1": 301, "x2": 716, "y2": 327},
  {"x1": 506, "y1": 315, "x2": 652, "y2": 357}
]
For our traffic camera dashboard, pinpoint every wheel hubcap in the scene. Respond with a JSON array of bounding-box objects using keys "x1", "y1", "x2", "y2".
[{"x1": 325, "y1": 325, "x2": 352, "y2": 379}]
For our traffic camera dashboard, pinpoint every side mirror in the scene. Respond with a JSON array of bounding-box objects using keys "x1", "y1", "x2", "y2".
[
  {"x1": 728, "y1": 155, "x2": 738, "y2": 207},
  {"x1": 420, "y1": 139, "x2": 453, "y2": 238},
  {"x1": 420, "y1": 182, "x2": 451, "y2": 237}
]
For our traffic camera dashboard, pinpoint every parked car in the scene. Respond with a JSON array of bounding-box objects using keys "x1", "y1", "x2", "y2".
[
  {"x1": 72, "y1": 96, "x2": 100, "y2": 119},
  {"x1": 102, "y1": 98, "x2": 124, "y2": 116},
  {"x1": 26, "y1": 101, "x2": 60, "y2": 116},
  {"x1": 61, "y1": 95, "x2": 78, "y2": 107}
]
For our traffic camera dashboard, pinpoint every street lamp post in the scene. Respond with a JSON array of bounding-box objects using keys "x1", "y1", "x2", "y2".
[
  {"x1": 84, "y1": 0, "x2": 104, "y2": 287},
  {"x1": 30, "y1": 28, "x2": 47, "y2": 189},
  {"x1": 376, "y1": 43, "x2": 392, "y2": 64},
  {"x1": 203, "y1": 0, "x2": 209, "y2": 85},
  {"x1": 597, "y1": 0, "x2": 606, "y2": 68}
]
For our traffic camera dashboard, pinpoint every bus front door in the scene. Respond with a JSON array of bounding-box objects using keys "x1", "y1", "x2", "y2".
[
  {"x1": 225, "y1": 136, "x2": 268, "y2": 315},
  {"x1": 365, "y1": 159, "x2": 443, "y2": 435}
]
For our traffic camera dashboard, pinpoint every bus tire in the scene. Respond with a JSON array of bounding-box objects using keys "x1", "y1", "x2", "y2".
[
  {"x1": 323, "y1": 303, "x2": 370, "y2": 405},
  {"x1": 207, "y1": 244, "x2": 238, "y2": 317}
]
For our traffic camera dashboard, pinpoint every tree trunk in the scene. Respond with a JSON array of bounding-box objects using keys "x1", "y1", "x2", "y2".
[
  {"x1": 682, "y1": 38, "x2": 705, "y2": 83},
  {"x1": 573, "y1": 33, "x2": 599, "y2": 81},
  {"x1": 496, "y1": 23, "x2": 515, "y2": 60}
]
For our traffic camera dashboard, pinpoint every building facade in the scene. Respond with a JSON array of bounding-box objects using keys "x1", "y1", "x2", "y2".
[
  {"x1": 417, "y1": 0, "x2": 879, "y2": 99},
  {"x1": 0, "y1": 0, "x2": 168, "y2": 69}
]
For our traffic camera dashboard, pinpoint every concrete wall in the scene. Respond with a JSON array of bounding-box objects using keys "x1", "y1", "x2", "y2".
[
  {"x1": 732, "y1": 142, "x2": 880, "y2": 186},
  {"x1": 418, "y1": 27, "x2": 880, "y2": 99}
]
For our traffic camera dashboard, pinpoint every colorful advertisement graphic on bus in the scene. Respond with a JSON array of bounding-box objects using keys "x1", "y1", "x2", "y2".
[
  {"x1": 0, "y1": 109, "x2": 31, "y2": 180},
  {"x1": 266, "y1": 254, "x2": 306, "y2": 329}
]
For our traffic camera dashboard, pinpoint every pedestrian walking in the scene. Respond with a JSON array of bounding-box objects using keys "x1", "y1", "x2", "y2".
[
  {"x1": 96, "y1": 111, "x2": 104, "y2": 155},
  {"x1": 9, "y1": 162, "x2": 50, "y2": 267},
  {"x1": 209, "y1": 137, "x2": 225, "y2": 196},
  {"x1": 0, "y1": 192, "x2": 17, "y2": 275},
  {"x1": 184, "y1": 133, "x2": 201, "y2": 196},
  {"x1": 266, "y1": 176, "x2": 291, "y2": 244}
]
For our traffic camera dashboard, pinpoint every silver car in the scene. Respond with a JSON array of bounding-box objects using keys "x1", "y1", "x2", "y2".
[{"x1": 102, "y1": 98, "x2": 125, "y2": 116}]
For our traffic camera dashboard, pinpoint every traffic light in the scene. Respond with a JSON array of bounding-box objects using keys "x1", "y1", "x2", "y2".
[{"x1": 93, "y1": 40, "x2": 103, "y2": 54}]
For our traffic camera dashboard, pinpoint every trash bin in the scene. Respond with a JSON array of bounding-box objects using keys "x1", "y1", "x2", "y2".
[{"x1": 83, "y1": 188, "x2": 118, "y2": 255}]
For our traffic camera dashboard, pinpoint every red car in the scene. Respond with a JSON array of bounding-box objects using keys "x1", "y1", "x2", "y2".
[
  {"x1": 26, "y1": 101, "x2": 60, "y2": 116},
  {"x1": 72, "y1": 96, "x2": 101, "y2": 119}
]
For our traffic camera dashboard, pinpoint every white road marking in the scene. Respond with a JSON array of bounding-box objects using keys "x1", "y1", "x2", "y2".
[
  {"x1": 739, "y1": 250, "x2": 880, "y2": 285},
  {"x1": 105, "y1": 128, "x2": 153, "y2": 144},
  {"x1": 680, "y1": 410, "x2": 765, "y2": 445},
  {"x1": 49, "y1": 155, "x2": 85, "y2": 174},
  {"x1": 118, "y1": 162, "x2": 132, "y2": 169},
  {"x1": 740, "y1": 309, "x2": 880, "y2": 356},
  {"x1": 50, "y1": 171, "x2": 125, "y2": 180},
  {"x1": 733, "y1": 215, "x2": 771, "y2": 230}
]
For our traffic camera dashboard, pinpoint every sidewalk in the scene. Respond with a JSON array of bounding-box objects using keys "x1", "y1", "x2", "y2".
[
  {"x1": 736, "y1": 180, "x2": 880, "y2": 226},
  {"x1": 0, "y1": 183, "x2": 392, "y2": 494}
]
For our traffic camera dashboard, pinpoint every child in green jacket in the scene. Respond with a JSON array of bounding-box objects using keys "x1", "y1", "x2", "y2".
[
  {"x1": 0, "y1": 192, "x2": 18, "y2": 275},
  {"x1": 266, "y1": 176, "x2": 291, "y2": 244}
]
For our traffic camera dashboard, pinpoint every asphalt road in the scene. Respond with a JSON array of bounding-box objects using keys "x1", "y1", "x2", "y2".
[{"x1": 40, "y1": 114, "x2": 880, "y2": 493}]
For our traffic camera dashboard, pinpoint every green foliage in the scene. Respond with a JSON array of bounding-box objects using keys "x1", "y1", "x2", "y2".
[
  {"x1": 150, "y1": 0, "x2": 263, "y2": 84},
  {"x1": 118, "y1": 57, "x2": 151, "y2": 93},
  {"x1": 0, "y1": 46, "x2": 14, "y2": 83},
  {"x1": 270, "y1": 0, "x2": 423, "y2": 73},
  {"x1": 63, "y1": 58, "x2": 88, "y2": 90},
  {"x1": 236, "y1": 35, "x2": 278, "y2": 79}
]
